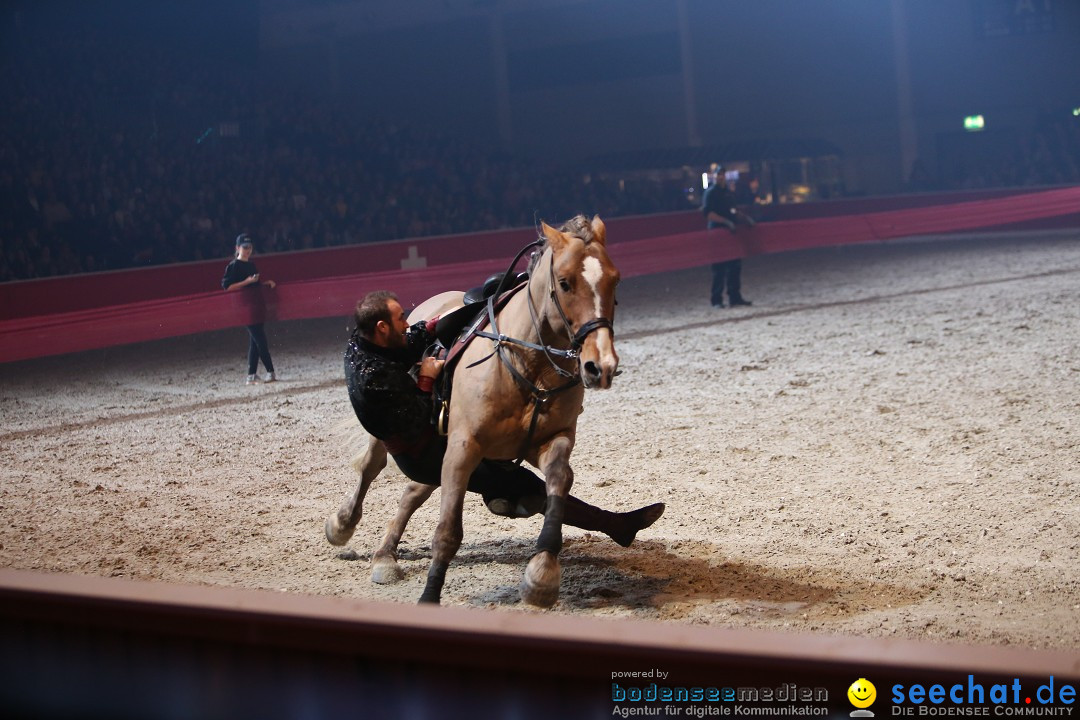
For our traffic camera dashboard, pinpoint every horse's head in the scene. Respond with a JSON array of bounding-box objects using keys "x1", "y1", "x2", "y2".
[{"x1": 538, "y1": 215, "x2": 620, "y2": 389}]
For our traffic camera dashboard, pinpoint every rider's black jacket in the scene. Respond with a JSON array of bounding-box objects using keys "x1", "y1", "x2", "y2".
[{"x1": 344, "y1": 321, "x2": 438, "y2": 455}]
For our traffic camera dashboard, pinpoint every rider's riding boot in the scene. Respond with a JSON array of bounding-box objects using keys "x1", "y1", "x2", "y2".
[{"x1": 562, "y1": 496, "x2": 665, "y2": 548}]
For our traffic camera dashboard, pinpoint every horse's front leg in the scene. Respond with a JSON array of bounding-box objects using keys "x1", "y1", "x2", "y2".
[
  {"x1": 325, "y1": 435, "x2": 387, "y2": 546},
  {"x1": 370, "y1": 481, "x2": 436, "y2": 584},
  {"x1": 520, "y1": 433, "x2": 575, "y2": 608},
  {"x1": 418, "y1": 435, "x2": 480, "y2": 604}
]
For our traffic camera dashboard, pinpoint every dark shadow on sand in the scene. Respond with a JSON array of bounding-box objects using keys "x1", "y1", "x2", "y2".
[{"x1": 377, "y1": 535, "x2": 930, "y2": 617}]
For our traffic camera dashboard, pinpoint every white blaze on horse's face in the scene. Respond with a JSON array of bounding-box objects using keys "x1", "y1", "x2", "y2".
[
  {"x1": 578, "y1": 253, "x2": 619, "y2": 388},
  {"x1": 542, "y1": 216, "x2": 620, "y2": 389},
  {"x1": 581, "y1": 256, "x2": 605, "y2": 319},
  {"x1": 574, "y1": 243, "x2": 619, "y2": 388}
]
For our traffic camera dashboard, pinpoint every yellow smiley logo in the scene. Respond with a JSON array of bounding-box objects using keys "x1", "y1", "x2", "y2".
[{"x1": 848, "y1": 678, "x2": 876, "y2": 709}]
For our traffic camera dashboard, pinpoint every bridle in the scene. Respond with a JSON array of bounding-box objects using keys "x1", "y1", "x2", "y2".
[
  {"x1": 528, "y1": 245, "x2": 614, "y2": 376},
  {"x1": 475, "y1": 239, "x2": 614, "y2": 366},
  {"x1": 469, "y1": 236, "x2": 615, "y2": 462}
]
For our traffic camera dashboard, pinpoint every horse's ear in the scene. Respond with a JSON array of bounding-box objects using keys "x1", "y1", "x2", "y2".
[
  {"x1": 541, "y1": 221, "x2": 568, "y2": 250},
  {"x1": 590, "y1": 215, "x2": 607, "y2": 246}
]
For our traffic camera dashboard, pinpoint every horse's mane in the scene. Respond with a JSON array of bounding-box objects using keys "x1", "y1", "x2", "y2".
[{"x1": 528, "y1": 214, "x2": 595, "y2": 274}]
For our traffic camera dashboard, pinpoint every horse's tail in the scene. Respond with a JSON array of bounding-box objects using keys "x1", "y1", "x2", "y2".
[{"x1": 327, "y1": 415, "x2": 368, "y2": 472}]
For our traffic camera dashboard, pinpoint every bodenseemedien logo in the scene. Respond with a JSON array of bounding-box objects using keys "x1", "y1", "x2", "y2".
[
  {"x1": 849, "y1": 678, "x2": 877, "y2": 717},
  {"x1": 609, "y1": 676, "x2": 830, "y2": 716}
]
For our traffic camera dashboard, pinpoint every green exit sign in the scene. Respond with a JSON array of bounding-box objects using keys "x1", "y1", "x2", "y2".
[{"x1": 964, "y1": 115, "x2": 985, "y2": 132}]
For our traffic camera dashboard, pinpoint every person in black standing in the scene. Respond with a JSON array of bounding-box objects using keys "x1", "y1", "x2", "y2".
[
  {"x1": 222, "y1": 233, "x2": 277, "y2": 385},
  {"x1": 702, "y1": 163, "x2": 755, "y2": 308}
]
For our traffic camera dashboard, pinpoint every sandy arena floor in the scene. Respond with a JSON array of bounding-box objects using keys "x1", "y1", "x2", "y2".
[{"x1": 2, "y1": 232, "x2": 1078, "y2": 651}]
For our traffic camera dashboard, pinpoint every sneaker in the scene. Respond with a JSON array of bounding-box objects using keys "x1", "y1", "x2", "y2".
[
  {"x1": 264, "y1": 372, "x2": 277, "y2": 383},
  {"x1": 245, "y1": 374, "x2": 259, "y2": 385},
  {"x1": 729, "y1": 297, "x2": 753, "y2": 307}
]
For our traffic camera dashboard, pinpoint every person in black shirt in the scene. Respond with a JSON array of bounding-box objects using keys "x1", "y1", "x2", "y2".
[
  {"x1": 702, "y1": 163, "x2": 755, "y2": 308},
  {"x1": 222, "y1": 233, "x2": 277, "y2": 385},
  {"x1": 344, "y1": 290, "x2": 664, "y2": 547}
]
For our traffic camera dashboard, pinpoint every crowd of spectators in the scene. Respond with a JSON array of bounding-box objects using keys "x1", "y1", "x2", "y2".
[
  {"x1": 0, "y1": 13, "x2": 686, "y2": 283},
  {"x1": 4, "y1": 6, "x2": 1079, "y2": 284},
  {"x1": 951, "y1": 114, "x2": 1080, "y2": 191},
  {"x1": 910, "y1": 111, "x2": 1080, "y2": 193}
]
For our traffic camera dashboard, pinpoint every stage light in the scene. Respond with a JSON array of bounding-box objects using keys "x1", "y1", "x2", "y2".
[{"x1": 963, "y1": 115, "x2": 985, "y2": 131}]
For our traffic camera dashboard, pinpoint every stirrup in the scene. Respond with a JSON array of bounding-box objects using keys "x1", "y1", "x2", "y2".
[{"x1": 437, "y1": 399, "x2": 450, "y2": 436}]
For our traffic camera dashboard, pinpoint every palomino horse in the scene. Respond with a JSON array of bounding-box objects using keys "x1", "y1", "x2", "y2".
[{"x1": 326, "y1": 215, "x2": 620, "y2": 607}]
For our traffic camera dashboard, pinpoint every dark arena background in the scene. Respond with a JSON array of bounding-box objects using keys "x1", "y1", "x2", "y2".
[{"x1": 1, "y1": 1, "x2": 1078, "y2": 718}]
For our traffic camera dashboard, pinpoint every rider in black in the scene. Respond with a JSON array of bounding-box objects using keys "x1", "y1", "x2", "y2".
[{"x1": 345, "y1": 290, "x2": 664, "y2": 546}]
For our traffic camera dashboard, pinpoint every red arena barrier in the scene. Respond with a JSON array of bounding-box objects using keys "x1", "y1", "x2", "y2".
[{"x1": 1, "y1": 186, "x2": 1078, "y2": 364}]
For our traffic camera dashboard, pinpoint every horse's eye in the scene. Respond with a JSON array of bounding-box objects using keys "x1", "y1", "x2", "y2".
[{"x1": 559, "y1": 279, "x2": 571, "y2": 292}]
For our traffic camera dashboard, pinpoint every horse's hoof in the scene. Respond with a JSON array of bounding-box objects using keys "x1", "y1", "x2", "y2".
[
  {"x1": 324, "y1": 516, "x2": 355, "y2": 547},
  {"x1": 520, "y1": 579, "x2": 559, "y2": 608},
  {"x1": 371, "y1": 556, "x2": 405, "y2": 584},
  {"x1": 520, "y1": 552, "x2": 560, "y2": 608}
]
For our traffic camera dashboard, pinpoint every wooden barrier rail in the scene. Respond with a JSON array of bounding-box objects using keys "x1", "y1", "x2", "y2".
[{"x1": 1, "y1": 569, "x2": 1077, "y2": 719}]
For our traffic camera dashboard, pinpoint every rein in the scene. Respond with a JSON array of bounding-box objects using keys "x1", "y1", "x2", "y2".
[{"x1": 469, "y1": 237, "x2": 614, "y2": 463}]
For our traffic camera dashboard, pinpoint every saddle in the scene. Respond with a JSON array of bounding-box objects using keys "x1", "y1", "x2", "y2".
[
  {"x1": 426, "y1": 271, "x2": 528, "y2": 434},
  {"x1": 430, "y1": 272, "x2": 527, "y2": 348}
]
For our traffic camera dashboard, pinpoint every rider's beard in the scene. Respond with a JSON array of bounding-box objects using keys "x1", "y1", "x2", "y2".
[{"x1": 386, "y1": 326, "x2": 408, "y2": 348}]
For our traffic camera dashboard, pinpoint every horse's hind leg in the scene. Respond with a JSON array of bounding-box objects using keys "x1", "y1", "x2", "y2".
[
  {"x1": 325, "y1": 435, "x2": 387, "y2": 546},
  {"x1": 371, "y1": 481, "x2": 435, "y2": 584}
]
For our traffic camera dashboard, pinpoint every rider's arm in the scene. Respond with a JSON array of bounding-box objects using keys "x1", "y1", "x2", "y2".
[
  {"x1": 416, "y1": 356, "x2": 444, "y2": 393},
  {"x1": 357, "y1": 362, "x2": 437, "y2": 441},
  {"x1": 405, "y1": 318, "x2": 443, "y2": 393}
]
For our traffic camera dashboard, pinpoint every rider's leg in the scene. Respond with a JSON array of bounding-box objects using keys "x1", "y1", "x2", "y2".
[
  {"x1": 562, "y1": 496, "x2": 665, "y2": 548},
  {"x1": 393, "y1": 450, "x2": 665, "y2": 547},
  {"x1": 469, "y1": 460, "x2": 664, "y2": 547}
]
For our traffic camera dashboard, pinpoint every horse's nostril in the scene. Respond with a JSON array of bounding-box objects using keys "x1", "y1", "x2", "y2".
[{"x1": 584, "y1": 361, "x2": 600, "y2": 378}]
